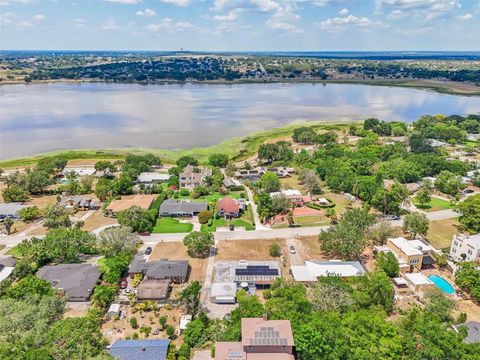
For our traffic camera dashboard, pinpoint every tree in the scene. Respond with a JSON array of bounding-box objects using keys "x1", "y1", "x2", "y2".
[
  {"x1": 165, "y1": 325, "x2": 175, "y2": 339},
  {"x1": 298, "y1": 169, "x2": 322, "y2": 194},
  {"x1": 292, "y1": 127, "x2": 317, "y2": 144},
  {"x1": 435, "y1": 170, "x2": 463, "y2": 196},
  {"x1": 112, "y1": 174, "x2": 134, "y2": 195},
  {"x1": 91, "y1": 285, "x2": 116, "y2": 308},
  {"x1": 117, "y1": 206, "x2": 155, "y2": 233},
  {"x1": 364, "y1": 118, "x2": 380, "y2": 130},
  {"x1": 198, "y1": 210, "x2": 212, "y2": 224},
  {"x1": 176, "y1": 156, "x2": 198, "y2": 170},
  {"x1": 416, "y1": 179, "x2": 432, "y2": 207},
  {"x1": 130, "y1": 317, "x2": 139, "y2": 329},
  {"x1": 403, "y1": 212, "x2": 429, "y2": 238},
  {"x1": 25, "y1": 170, "x2": 50, "y2": 194},
  {"x1": 95, "y1": 178, "x2": 113, "y2": 201},
  {"x1": 456, "y1": 194, "x2": 480, "y2": 232},
  {"x1": 97, "y1": 226, "x2": 140, "y2": 257},
  {"x1": 5, "y1": 275, "x2": 55, "y2": 299},
  {"x1": 2, "y1": 184, "x2": 29, "y2": 203},
  {"x1": 269, "y1": 243, "x2": 281, "y2": 257},
  {"x1": 3, "y1": 217, "x2": 14, "y2": 235},
  {"x1": 368, "y1": 221, "x2": 396, "y2": 245},
  {"x1": 159, "y1": 315, "x2": 168, "y2": 330},
  {"x1": 19, "y1": 206, "x2": 41, "y2": 222},
  {"x1": 308, "y1": 276, "x2": 354, "y2": 312},
  {"x1": 94, "y1": 160, "x2": 115, "y2": 172},
  {"x1": 376, "y1": 251, "x2": 399, "y2": 278},
  {"x1": 360, "y1": 270, "x2": 395, "y2": 313},
  {"x1": 371, "y1": 182, "x2": 409, "y2": 215},
  {"x1": 455, "y1": 262, "x2": 480, "y2": 302},
  {"x1": 44, "y1": 204, "x2": 71, "y2": 229},
  {"x1": 271, "y1": 194, "x2": 289, "y2": 215},
  {"x1": 183, "y1": 231, "x2": 214, "y2": 258},
  {"x1": 80, "y1": 175, "x2": 94, "y2": 193},
  {"x1": 260, "y1": 171, "x2": 280, "y2": 193},
  {"x1": 208, "y1": 153, "x2": 229, "y2": 168}
]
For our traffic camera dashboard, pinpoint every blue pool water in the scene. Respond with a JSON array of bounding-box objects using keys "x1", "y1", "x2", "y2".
[{"x1": 428, "y1": 275, "x2": 455, "y2": 295}]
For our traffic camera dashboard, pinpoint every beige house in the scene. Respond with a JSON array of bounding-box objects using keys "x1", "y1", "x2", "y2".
[
  {"x1": 179, "y1": 165, "x2": 212, "y2": 189},
  {"x1": 387, "y1": 237, "x2": 423, "y2": 272}
]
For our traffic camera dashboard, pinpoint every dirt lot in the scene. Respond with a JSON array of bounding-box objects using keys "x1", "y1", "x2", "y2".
[
  {"x1": 295, "y1": 236, "x2": 324, "y2": 262},
  {"x1": 24, "y1": 195, "x2": 58, "y2": 210},
  {"x1": 82, "y1": 210, "x2": 117, "y2": 231},
  {"x1": 453, "y1": 300, "x2": 480, "y2": 322},
  {"x1": 216, "y1": 239, "x2": 290, "y2": 270},
  {"x1": 150, "y1": 242, "x2": 208, "y2": 283}
]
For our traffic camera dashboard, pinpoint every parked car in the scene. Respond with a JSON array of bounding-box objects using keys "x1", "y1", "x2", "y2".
[
  {"x1": 289, "y1": 246, "x2": 296, "y2": 254},
  {"x1": 139, "y1": 231, "x2": 151, "y2": 236},
  {"x1": 145, "y1": 247, "x2": 152, "y2": 255},
  {"x1": 119, "y1": 278, "x2": 127, "y2": 289},
  {"x1": 462, "y1": 188, "x2": 474, "y2": 194}
]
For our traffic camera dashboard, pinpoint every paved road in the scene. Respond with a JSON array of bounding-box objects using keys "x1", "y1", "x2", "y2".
[{"x1": 426, "y1": 209, "x2": 459, "y2": 221}]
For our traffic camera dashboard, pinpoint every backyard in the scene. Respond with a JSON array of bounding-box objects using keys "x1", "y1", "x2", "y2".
[
  {"x1": 152, "y1": 218, "x2": 193, "y2": 234},
  {"x1": 426, "y1": 218, "x2": 459, "y2": 250},
  {"x1": 412, "y1": 196, "x2": 454, "y2": 212},
  {"x1": 176, "y1": 190, "x2": 245, "y2": 203}
]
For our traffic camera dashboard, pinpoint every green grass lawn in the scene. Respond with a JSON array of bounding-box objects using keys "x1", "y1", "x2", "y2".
[
  {"x1": 427, "y1": 218, "x2": 459, "y2": 250},
  {"x1": 177, "y1": 191, "x2": 245, "y2": 203},
  {"x1": 201, "y1": 215, "x2": 255, "y2": 232},
  {"x1": 412, "y1": 196, "x2": 454, "y2": 212},
  {"x1": 6, "y1": 246, "x2": 21, "y2": 257},
  {"x1": 273, "y1": 215, "x2": 330, "y2": 229},
  {"x1": 152, "y1": 217, "x2": 194, "y2": 234}
]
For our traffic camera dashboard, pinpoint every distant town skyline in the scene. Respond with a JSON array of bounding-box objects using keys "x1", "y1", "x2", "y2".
[{"x1": 1, "y1": 0, "x2": 479, "y2": 51}]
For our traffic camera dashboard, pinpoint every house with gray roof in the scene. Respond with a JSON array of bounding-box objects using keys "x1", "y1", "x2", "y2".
[
  {"x1": 129, "y1": 256, "x2": 189, "y2": 283},
  {"x1": 452, "y1": 321, "x2": 480, "y2": 344},
  {"x1": 0, "y1": 203, "x2": 28, "y2": 221},
  {"x1": 159, "y1": 199, "x2": 208, "y2": 217},
  {"x1": 37, "y1": 264, "x2": 100, "y2": 302},
  {"x1": 109, "y1": 339, "x2": 170, "y2": 360}
]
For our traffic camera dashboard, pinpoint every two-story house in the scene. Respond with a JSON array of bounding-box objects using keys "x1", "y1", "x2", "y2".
[
  {"x1": 450, "y1": 233, "x2": 480, "y2": 262},
  {"x1": 179, "y1": 165, "x2": 212, "y2": 189}
]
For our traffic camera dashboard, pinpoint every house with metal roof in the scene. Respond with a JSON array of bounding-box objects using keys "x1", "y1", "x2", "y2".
[
  {"x1": 452, "y1": 321, "x2": 480, "y2": 344},
  {"x1": 0, "y1": 256, "x2": 16, "y2": 283},
  {"x1": 109, "y1": 339, "x2": 171, "y2": 360},
  {"x1": 137, "y1": 172, "x2": 171, "y2": 185},
  {"x1": 159, "y1": 199, "x2": 208, "y2": 217},
  {"x1": 291, "y1": 260, "x2": 365, "y2": 283},
  {"x1": 0, "y1": 203, "x2": 28, "y2": 220},
  {"x1": 36, "y1": 263, "x2": 100, "y2": 302}
]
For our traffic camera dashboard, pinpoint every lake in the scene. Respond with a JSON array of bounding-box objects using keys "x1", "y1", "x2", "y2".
[{"x1": 1, "y1": 82, "x2": 479, "y2": 160}]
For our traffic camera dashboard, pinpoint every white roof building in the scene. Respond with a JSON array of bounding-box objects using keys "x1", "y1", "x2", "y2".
[
  {"x1": 62, "y1": 167, "x2": 96, "y2": 177},
  {"x1": 292, "y1": 260, "x2": 365, "y2": 282},
  {"x1": 137, "y1": 172, "x2": 171, "y2": 184},
  {"x1": 291, "y1": 266, "x2": 317, "y2": 282},
  {"x1": 180, "y1": 314, "x2": 192, "y2": 330},
  {"x1": 270, "y1": 189, "x2": 302, "y2": 197},
  {"x1": 210, "y1": 282, "x2": 237, "y2": 304},
  {"x1": 450, "y1": 233, "x2": 480, "y2": 262},
  {"x1": 389, "y1": 237, "x2": 423, "y2": 257}
]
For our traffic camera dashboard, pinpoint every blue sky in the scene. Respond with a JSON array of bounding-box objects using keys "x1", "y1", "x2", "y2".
[{"x1": 1, "y1": 0, "x2": 479, "y2": 51}]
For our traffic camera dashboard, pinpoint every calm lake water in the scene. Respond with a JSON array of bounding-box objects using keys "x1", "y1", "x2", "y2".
[{"x1": 1, "y1": 82, "x2": 479, "y2": 160}]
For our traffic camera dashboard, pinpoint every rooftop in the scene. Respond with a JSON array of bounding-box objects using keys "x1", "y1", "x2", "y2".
[
  {"x1": 137, "y1": 279, "x2": 170, "y2": 300},
  {"x1": 241, "y1": 318, "x2": 294, "y2": 348},
  {"x1": 454, "y1": 233, "x2": 480, "y2": 249},
  {"x1": 159, "y1": 199, "x2": 208, "y2": 214},
  {"x1": 106, "y1": 195, "x2": 157, "y2": 213},
  {"x1": 403, "y1": 272, "x2": 433, "y2": 286},
  {"x1": 109, "y1": 339, "x2": 170, "y2": 360},
  {"x1": 210, "y1": 281, "x2": 237, "y2": 298},
  {"x1": 214, "y1": 261, "x2": 280, "y2": 284},
  {"x1": 0, "y1": 203, "x2": 27, "y2": 215},
  {"x1": 290, "y1": 265, "x2": 317, "y2": 282},
  {"x1": 388, "y1": 237, "x2": 423, "y2": 256},
  {"x1": 137, "y1": 172, "x2": 170, "y2": 183},
  {"x1": 218, "y1": 197, "x2": 240, "y2": 214},
  {"x1": 305, "y1": 260, "x2": 365, "y2": 277},
  {"x1": 452, "y1": 321, "x2": 480, "y2": 344}
]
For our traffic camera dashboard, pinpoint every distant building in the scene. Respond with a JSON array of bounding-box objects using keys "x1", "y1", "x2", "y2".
[
  {"x1": 387, "y1": 237, "x2": 423, "y2": 272},
  {"x1": 105, "y1": 195, "x2": 157, "y2": 216},
  {"x1": 450, "y1": 233, "x2": 480, "y2": 262},
  {"x1": 109, "y1": 339, "x2": 170, "y2": 360},
  {"x1": 61, "y1": 167, "x2": 96, "y2": 177},
  {"x1": 214, "y1": 316, "x2": 295, "y2": 360},
  {"x1": 159, "y1": 199, "x2": 208, "y2": 217},
  {"x1": 0, "y1": 256, "x2": 16, "y2": 283},
  {"x1": 179, "y1": 165, "x2": 212, "y2": 189},
  {"x1": 136, "y1": 172, "x2": 170, "y2": 185},
  {"x1": 217, "y1": 197, "x2": 246, "y2": 219},
  {"x1": 0, "y1": 203, "x2": 27, "y2": 221},
  {"x1": 37, "y1": 264, "x2": 100, "y2": 302},
  {"x1": 59, "y1": 196, "x2": 98, "y2": 213}
]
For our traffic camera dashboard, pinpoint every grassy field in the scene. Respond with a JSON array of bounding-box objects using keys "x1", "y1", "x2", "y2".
[
  {"x1": 152, "y1": 217, "x2": 193, "y2": 234},
  {"x1": 0, "y1": 121, "x2": 356, "y2": 168},
  {"x1": 426, "y1": 218, "x2": 459, "y2": 250},
  {"x1": 412, "y1": 196, "x2": 454, "y2": 212},
  {"x1": 216, "y1": 239, "x2": 288, "y2": 266},
  {"x1": 177, "y1": 191, "x2": 244, "y2": 203}
]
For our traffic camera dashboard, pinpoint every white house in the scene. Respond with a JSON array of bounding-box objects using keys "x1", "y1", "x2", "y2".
[
  {"x1": 209, "y1": 281, "x2": 237, "y2": 304},
  {"x1": 291, "y1": 260, "x2": 365, "y2": 283},
  {"x1": 136, "y1": 172, "x2": 171, "y2": 185},
  {"x1": 450, "y1": 234, "x2": 480, "y2": 262}
]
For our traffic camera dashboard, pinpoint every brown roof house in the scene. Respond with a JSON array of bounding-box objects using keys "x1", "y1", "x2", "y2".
[
  {"x1": 105, "y1": 195, "x2": 156, "y2": 217},
  {"x1": 179, "y1": 165, "x2": 212, "y2": 189},
  {"x1": 215, "y1": 316, "x2": 295, "y2": 360},
  {"x1": 137, "y1": 279, "x2": 170, "y2": 301},
  {"x1": 217, "y1": 197, "x2": 246, "y2": 219}
]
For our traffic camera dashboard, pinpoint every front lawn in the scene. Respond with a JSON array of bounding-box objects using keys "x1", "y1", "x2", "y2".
[
  {"x1": 426, "y1": 218, "x2": 459, "y2": 250},
  {"x1": 201, "y1": 217, "x2": 255, "y2": 232},
  {"x1": 152, "y1": 217, "x2": 193, "y2": 234},
  {"x1": 412, "y1": 196, "x2": 454, "y2": 212},
  {"x1": 5, "y1": 246, "x2": 20, "y2": 257}
]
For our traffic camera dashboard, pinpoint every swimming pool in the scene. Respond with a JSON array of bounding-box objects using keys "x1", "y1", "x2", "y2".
[{"x1": 428, "y1": 274, "x2": 455, "y2": 295}]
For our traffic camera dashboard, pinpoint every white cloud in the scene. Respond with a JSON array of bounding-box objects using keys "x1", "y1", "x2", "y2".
[
  {"x1": 146, "y1": 17, "x2": 194, "y2": 31},
  {"x1": 265, "y1": 18, "x2": 302, "y2": 32},
  {"x1": 33, "y1": 14, "x2": 45, "y2": 21},
  {"x1": 339, "y1": 8, "x2": 349, "y2": 15},
  {"x1": 73, "y1": 18, "x2": 86, "y2": 29},
  {"x1": 104, "y1": 0, "x2": 142, "y2": 4},
  {"x1": 387, "y1": 9, "x2": 405, "y2": 19},
  {"x1": 456, "y1": 13, "x2": 473, "y2": 20},
  {"x1": 213, "y1": 10, "x2": 240, "y2": 21},
  {"x1": 212, "y1": 0, "x2": 280, "y2": 13},
  {"x1": 18, "y1": 19, "x2": 32, "y2": 27},
  {"x1": 159, "y1": 0, "x2": 191, "y2": 6},
  {"x1": 102, "y1": 17, "x2": 119, "y2": 30},
  {"x1": 376, "y1": 0, "x2": 461, "y2": 20},
  {"x1": 318, "y1": 14, "x2": 385, "y2": 32},
  {"x1": 0, "y1": 0, "x2": 32, "y2": 5},
  {"x1": 136, "y1": 8, "x2": 156, "y2": 16}
]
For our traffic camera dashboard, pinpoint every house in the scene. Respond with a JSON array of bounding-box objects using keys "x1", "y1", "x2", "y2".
[
  {"x1": 452, "y1": 321, "x2": 480, "y2": 344},
  {"x1": 265, "y1": 166, "x2": 295, "y2": 178},
  {"x1": 291, "y1": 260, "x2": 365, "y2": 283},
  {"x1": 179, "y1": 165, "x2": 212, "y2": 189},
  {"x1": 217, "y1": 197, "x2": 244, "y2": 219},
  {"x1": 129, "y1": 257, "x2": 189, "y2": 283},
  {"x1": 427, "y1": 139, "x2": 448, "y2": 148},
  {"x1": 403, "y1": 272, "x2": 435, "y2": 298},
  {"x1": 405, "y1": 183, "x2": 421, "y2": 193},
  {"x1": 0, "y1": 203, "x2": 27, "y2": 221},
  {"x1": 37, "y1": 264, "x2": 100, "y2": 302},
  {"x1": 59, "y1": 196, "x2": 98, "y2": 213},
  {"x1": 222, "y1": 178, "x2": 237, "y2": 188},
  {"x1": 61, "y1": 167, "x2": 96, "y2": 177},
  {"x1": 137, "y1": 279, "x2": 170, "y2": 301},
  {"x1": 214, "y1": 260, "x2": 281, "y2": 290},
  {"x1": 0, "y1": 256, "x2": 16, "y2": 282},
  {"x1": 159, "y1": 199, "x2": 208, "y2": 217},
  {"x1": 109, "y1": 339, "x2": 171, "y2": 360},
  {"x1": 137, "y1": 172, "x2": 171, "y2": 185},
  {"x1": 214, "y1": 316, "x2": 295, "y2": 360},
  {"x1": 387, "y1": 237, "x2": 423, "y2": 272},
  {"x1": 105, "y1": 195, "x2": 157, "y2": 217},
  {"x1": 270, "y1": 190, "x2": 311, "y2": 207},
  {"x1": 344, "y1": 193, "x2": 356, "y2": 202},
  {"x1": 450, "y1": 233, "x2": 480, "y2": 262},
  {"x1": 234, "y1": 168, "x2": 264, "y2": 182},
  {"x1": 210, "y1": 281, "x2": 237, "y2": 304},
  {"x1": 467, "y1": 133, "x2": 480, "y2": 142}
]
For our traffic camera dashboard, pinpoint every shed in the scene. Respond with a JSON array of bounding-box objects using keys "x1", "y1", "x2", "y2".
[
  {"x1": 180, "y1": 314, "x2": 192, "y2": 331},
  {"x1": 108, "y1": 303, "x2": 121, "y2": 319}
]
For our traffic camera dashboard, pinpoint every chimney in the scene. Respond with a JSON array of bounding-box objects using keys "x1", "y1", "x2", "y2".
[{"x1": 262, "y1": 313, "x2": 268, "y2": 321}]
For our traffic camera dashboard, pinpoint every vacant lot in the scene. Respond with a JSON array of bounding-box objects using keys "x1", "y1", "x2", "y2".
[
  {"x1": 24, "y1": 195, "x2": 58, "y2": 210},
  {"x1": 216, "y1": 239, "x2": 289, "y2": 270},
  {"x1": 280, "y1": 175, "x2": 305, "y2": 192},
  {"x1": 412, "y1": 196, "x2": 454, "y2": 212},
  {"x1": 150, "y1": 242, "x2": 207, "y2": 282},
  {"x1": 427, "y1": 218, "x2": 459, "y2": 250},
  {"x1": 295, "y1": 236, "x2": 324, "y2": 262},
  {"x1": 82, "y1": 210, "x2": 117, "y2": 232},
  {"x1": 152, "y1": 218, "x2": 193, "y2": 234}
]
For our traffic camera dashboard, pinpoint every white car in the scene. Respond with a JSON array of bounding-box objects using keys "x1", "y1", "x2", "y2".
[{"x1": 289, "y1": 246, "x2": 296, "y2": 254}]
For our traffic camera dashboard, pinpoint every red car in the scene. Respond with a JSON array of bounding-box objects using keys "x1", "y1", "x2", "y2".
[{"x1": 119, "y1": 278, "x2": 128, "y2": 289}]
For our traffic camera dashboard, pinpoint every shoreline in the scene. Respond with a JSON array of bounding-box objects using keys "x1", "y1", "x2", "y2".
[
  {"x1": 1, "y1": 77, "x2": 479, "y2": 96},
  {"x1": 0, "y1": 120, "x2": 356, "y2": 168}
]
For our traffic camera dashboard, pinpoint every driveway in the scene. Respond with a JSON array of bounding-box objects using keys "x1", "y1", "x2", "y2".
[
  {"x1": 426, "y1": 209, "x2": 459, "y2": 221},
  {"x1": 286, "y1": 238, "x2": 302, "y2": 266}
]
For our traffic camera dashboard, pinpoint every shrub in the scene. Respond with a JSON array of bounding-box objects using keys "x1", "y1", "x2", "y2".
[
  {"x1": 269, "y1": 243, "x2": 281, "y2": 257},
  {"x1": 130, "y1": 317, "x2": 139, "y2": 329},
  {"x1": 198, "y1": 210, "x2": 213, "y2": 224}
]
